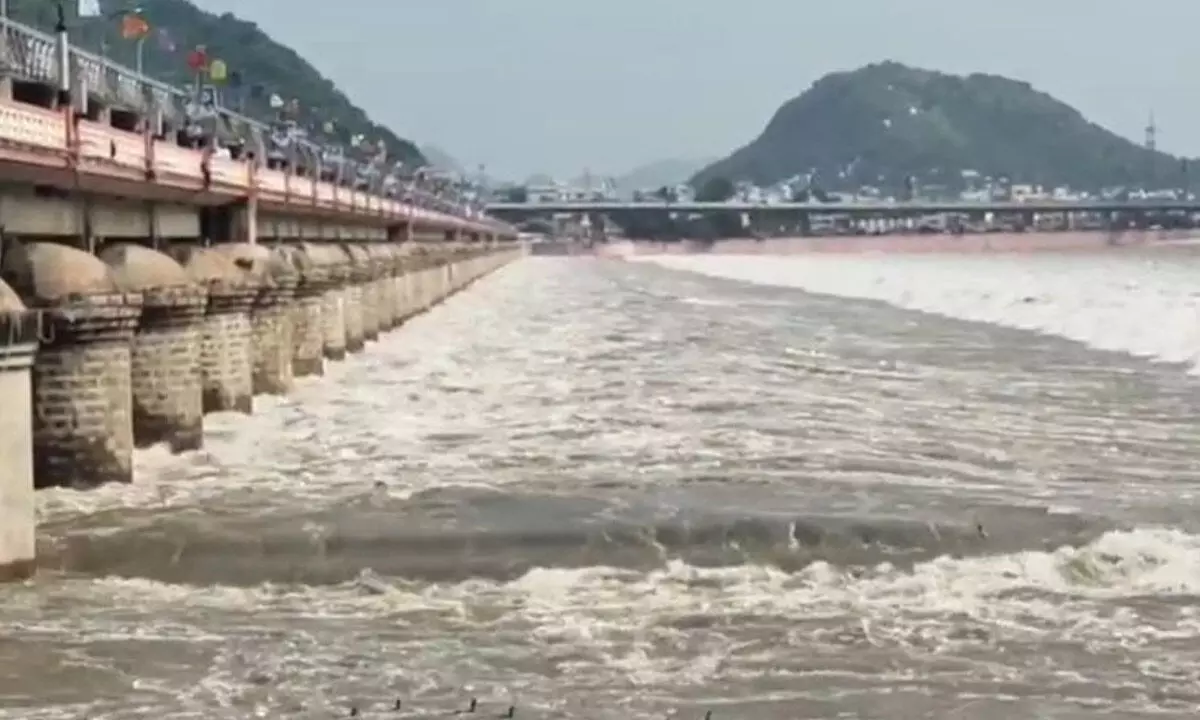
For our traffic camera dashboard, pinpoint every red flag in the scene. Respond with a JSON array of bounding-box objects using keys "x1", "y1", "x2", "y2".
[{"x1": 186, "y1": 46, "x2": 208, "y2": 71}]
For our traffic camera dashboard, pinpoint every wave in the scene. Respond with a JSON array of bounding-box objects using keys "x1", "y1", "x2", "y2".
[
  {"x1": 37, "y1": 498, "x2": 1109, "y2": 586},
  {"x1": 636, "y1": 252, "x2": 1200, "y2": 371},
  {"x1": 13, "y1": 527, "x2": 1200, "y2": 617},
  {"x1": 7, "y1": 526, "x2": 1200, "y2": 719}
]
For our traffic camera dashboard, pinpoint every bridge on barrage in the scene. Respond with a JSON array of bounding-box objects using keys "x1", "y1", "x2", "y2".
[{"x1": 0, "y1": 15, "x2": 516, "y2": 246}]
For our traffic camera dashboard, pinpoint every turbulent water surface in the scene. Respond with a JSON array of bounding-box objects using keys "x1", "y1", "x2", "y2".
[{"x1": 6, "y1": 251, "x2": 1200, "y2": 719}]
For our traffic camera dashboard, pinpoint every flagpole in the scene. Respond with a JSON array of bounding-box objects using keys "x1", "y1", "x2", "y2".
[{"x1": 135, "y1": 36, "x2": 144, "y2": 74}]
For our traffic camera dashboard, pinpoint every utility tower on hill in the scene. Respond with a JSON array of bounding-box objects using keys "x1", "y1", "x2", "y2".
[{"x1": 1144, "y1": 111, "x2": 1158, "y2": 189}]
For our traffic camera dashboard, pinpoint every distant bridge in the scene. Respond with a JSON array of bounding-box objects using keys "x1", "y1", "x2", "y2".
[{"x1": 485, "y1": 199, "x2": 1200, "y2": 220}]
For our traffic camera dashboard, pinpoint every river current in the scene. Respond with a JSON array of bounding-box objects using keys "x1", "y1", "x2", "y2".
[{"x1": 5, "y1": 251, "x2": 1200, "y2": 719}]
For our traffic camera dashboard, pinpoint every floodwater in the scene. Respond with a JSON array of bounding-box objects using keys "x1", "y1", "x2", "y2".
[{"x1": 6, "y1": 250, "x2": 1200, "y2": 719}]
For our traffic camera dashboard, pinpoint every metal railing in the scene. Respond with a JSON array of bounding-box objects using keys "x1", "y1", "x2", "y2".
[{"x1": 0, "y1": 14, "x2": 502, "y2": 228}]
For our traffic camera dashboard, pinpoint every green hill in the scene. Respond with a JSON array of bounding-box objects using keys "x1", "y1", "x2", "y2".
[
  {"x1": 693, "y1": 61, "x2": 1188, "y2": 194},
  {"x1": 6, "y1": 0, "x2": 425, "y2": 166}
]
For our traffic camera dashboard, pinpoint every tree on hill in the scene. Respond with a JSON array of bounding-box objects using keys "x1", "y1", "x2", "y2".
[
  {"x1": 696, "y1": 176, "x2": 735, "y2": 202},
  {"x1": 693, "y1": 175, "x2": 740, "y2": 237},
  {"x1": 692, "y1": 61, "x2": 1192, "y2": 194},
  {"x1": 500, "y1": 185, "x2": 528, "y2": 203},
  {"x1": 5, "y1": 0, "x2": 425, "y2": 167}
]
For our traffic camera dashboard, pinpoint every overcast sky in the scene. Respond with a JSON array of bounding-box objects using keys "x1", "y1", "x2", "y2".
[{"x1": 192, "y1": 0, "x2": 1200, "y2": 180}]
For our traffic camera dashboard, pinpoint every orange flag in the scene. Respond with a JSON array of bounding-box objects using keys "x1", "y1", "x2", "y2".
[{"x1": 121, "y1": 13, "x2": 150, "y2": 40}]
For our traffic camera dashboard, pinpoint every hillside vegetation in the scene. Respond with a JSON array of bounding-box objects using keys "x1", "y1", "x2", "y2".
[
  {"x1": 7, "y1": 0, "x2": 425, "y2": 166},
  {"x1": 693, "y1": 61, "x2": 1188, "y2": 193}
]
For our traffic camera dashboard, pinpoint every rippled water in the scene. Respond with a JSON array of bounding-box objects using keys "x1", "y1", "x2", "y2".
[{"x1": 6, "y1": 253, "x2": 1200, "y2": 718}]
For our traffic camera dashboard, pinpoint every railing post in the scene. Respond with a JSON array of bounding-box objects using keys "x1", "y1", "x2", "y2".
[
  {"x1": 0, "y1": 12, "x2": 8, "y2": 81},
  {"x1": 54, "y1": 10, "x2": 70, "y2": 106}
]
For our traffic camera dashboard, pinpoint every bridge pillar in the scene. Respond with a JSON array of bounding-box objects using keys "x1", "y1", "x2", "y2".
[
  {"x1": 392, "y1": 252, "x2": 414, "y2": 322},
  {"x1": 287, "y1": 245, "x2": 330, "y2": 378},
  {"x1": 357, "y1": 243, "x2": 383, "y2": 341},
  {"x1": 317, "y1": 245, "x2": 350, "y2": 361},
  {"x1": 2, "y1": 242, "x2": 142, "y2": 489},
  {"x1": 232, "y1": 196, "x2": 258, "y2": 244},
  {"x1": 798, "y1": 211, "x2": 812, "y2": 237},
  {"x1": 207, "y1": 243, "x2": 300, "y2": 397},
  {"x1": 385, "y1": 222, "x2": 414, "y2": 245},
  {"x1": 0, "y1": 286, "x2": 37, "y2": 580},
  {"x1": 251, "y1": 248, "x2": 299, "y2": 395},
  {"x1": 169, "y1": 246, "x2": 258, "y2": 415},
  {"x1": 99, "y1": 243, "x2": 206, "y2": 453},
  {"x1": 372, "y1": 244, "x2": 398, "y2": 331},
  {"x1": 338, "y1": 243, "x2": 370, "y2": 350}
]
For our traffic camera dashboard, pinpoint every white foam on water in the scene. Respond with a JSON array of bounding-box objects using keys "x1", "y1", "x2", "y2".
[
  {"x1": 11, "y1": 257, "x2": 1200, "y2": 715},
  {"x1": 4, "y1": 527, "x2": 1199, "y2": 717},
  {"x1": 635, "y1": 253, "x2": 1200, "y2": 370},
  {"x1": 32, "y1": 265, "x2": 540, "y2": 523}
]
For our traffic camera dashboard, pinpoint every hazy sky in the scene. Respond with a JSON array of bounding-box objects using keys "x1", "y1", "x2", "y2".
[{"x1": 192, "y1": 0, "x2": 1200, "y2": 180}]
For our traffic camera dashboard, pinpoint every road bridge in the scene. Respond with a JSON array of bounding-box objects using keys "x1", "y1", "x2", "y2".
[
  {"x1": 488, "y1": 199, "x2": 1199, "y2": 239},
  {"x1": 487, "y1": 199, "x2": 1200, "y2": 218}
]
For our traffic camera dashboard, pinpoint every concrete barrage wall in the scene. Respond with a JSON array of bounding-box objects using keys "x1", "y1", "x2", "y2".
[{"x1": 0, "y1": 240, "x2": 524, "y2": 581}]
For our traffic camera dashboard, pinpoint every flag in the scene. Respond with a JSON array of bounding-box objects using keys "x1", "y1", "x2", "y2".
[
  {"x1": 77, "y1": 0, "x2": 101, "y2": 17},
  {"x1": 121, "y1": 14, "x2": 150, "y2": 40},
  {"x1": 208, "y1": 59, "x2": 227, "y2": 82},
  {"x1": 186, "y1": 46, "x2": 208, "y2": 71}
]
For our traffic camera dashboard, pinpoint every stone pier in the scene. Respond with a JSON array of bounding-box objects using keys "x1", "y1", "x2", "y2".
[
  {"x1": 340, "y1": 244, "x2": 369, "y2": 352},
  {"x1": 0, "y1": 282, "x2": 38, "y2": 580},
  {"x1": 409, "y1": 251, "x2": 431, "y2": 313},
  {"x1": 392, "y1": 252, "x2": 414, "y2": 322},
  {"x1": 287, "y1": 245, "x2": 330, "y2": 377},
  {"x1": 170, "y1": 247, "x2": 258, "y2": 415},
  {"x1": 213, "y1": 244, "x2": 299, "y2": 396},
  {"x1": 100, "y1": 244, "x2": 206, "y2": 453},
  {"x1": 313, "y1": 244, "x2": 349, "y2": 362},
  {"x1": 360, "y1": 244, "x2": 385, "y2": 340},
  {"x1": 372, "y1": 245, "x2": 398, "y2": 332},
  {"x1": 1, "y1": 242, "x2": 142, "y2": 489},
  {"x1": 0, "y1": 240, "x2": 524, "y2": 581}
]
